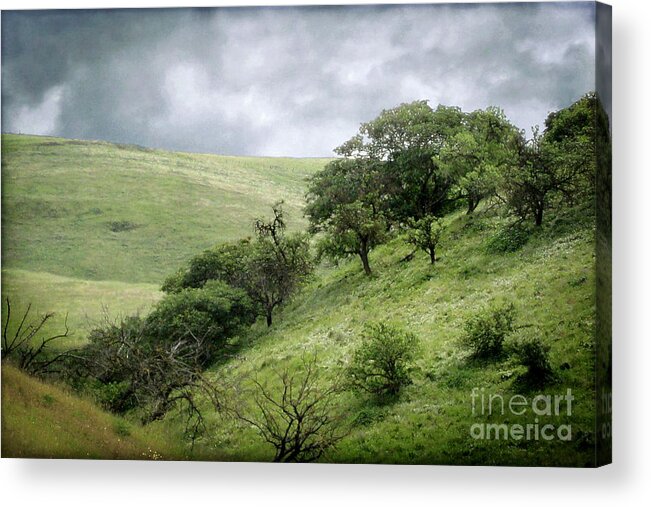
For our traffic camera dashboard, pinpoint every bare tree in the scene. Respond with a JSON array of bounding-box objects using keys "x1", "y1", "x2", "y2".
[
  {"x1": 78, "y1": 314, "x2": 221, "y2": 443},
  {"x1": 1, "y1": 298, "x2": 75, "y2": 375},
  {"x1": 233, "y1": 352, "x2": 347, "y2": 463}
]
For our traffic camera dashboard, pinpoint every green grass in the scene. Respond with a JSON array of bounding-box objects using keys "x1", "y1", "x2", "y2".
[
  {"x1": 1, "y1": 134, "x2": 327, "y2": 284},
  {"x1": 1, "y1": 133, "x2": 326, "y2": 346},
  {"x1": 1, "y1": 134, "x2": 599, "y2": 466},
  {"x1": 1, "y1": 269, "x2": 161, "y2": 349},
  {"x1": 1, "y1": 364, "x2": 185, "y2": 459},
  {"x1": 188, "y1": 206, "x2": 598, "y2": 466}
]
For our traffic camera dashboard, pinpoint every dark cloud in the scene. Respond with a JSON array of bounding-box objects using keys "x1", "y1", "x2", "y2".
[{"x1": 1, "y1": 3, "x2": 597, "y2": 156}]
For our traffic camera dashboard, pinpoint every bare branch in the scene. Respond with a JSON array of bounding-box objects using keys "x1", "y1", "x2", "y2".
[{"x1": 231, "y1": 351, "x2": 347, "y2": 462}]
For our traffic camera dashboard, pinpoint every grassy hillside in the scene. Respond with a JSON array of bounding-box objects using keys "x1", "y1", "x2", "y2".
[
  {"x1": 1, "y1": 364, "x2": 185, "y2": 459},
  {"x1": 1, "y1": 269, "x2": 161, "y2": 349},
  {"x1": 1, "y1": 134, "x2": 597, "y2": 465},
  {"x1": 1, "y1": 133, "x2": 327, "y2": 345},
  {"x1": 2, "y1": 134, "x2": 327, "y2": 283},
  {"x1": 188, "y1": 206, "x2": 597, "y2": 466}
]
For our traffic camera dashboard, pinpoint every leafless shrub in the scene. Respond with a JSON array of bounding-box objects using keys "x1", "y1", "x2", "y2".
[
  {"x1": 232, "y1": 352, "x2": 347, "y2": 463},
  {"x1": 78, "y1": 313, "x2": 222, "y2": 444},
  {"x1": 1, "y1": 298, "x2": 75, "y2": 375}
]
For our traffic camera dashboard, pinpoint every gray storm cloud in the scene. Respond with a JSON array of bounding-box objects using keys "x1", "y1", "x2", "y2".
[{"x1": 1, "y1": 3, "x2": 596, "y2": 157}]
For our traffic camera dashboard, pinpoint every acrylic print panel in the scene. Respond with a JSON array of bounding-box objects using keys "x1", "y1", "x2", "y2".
[{"x1": 0, "y1": 2, "x2": 611, "y2": 466}]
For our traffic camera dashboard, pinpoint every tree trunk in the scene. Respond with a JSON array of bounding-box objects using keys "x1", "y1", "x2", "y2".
[
  {"x1": 359, "y1": 248, "x2": 372, "y2": 276},
  {"x1": 266, "y1": 308, "x2": 273, "y2": 327},
  {"x1": 466, "y1": 196, "x2": 479, "y2": 214},
  {"x1": 535, "y1": 206, "x2": 544, "y2": 226},
  {"x1": 429, "y1": 249, "x2": 436, "y2": 264}
]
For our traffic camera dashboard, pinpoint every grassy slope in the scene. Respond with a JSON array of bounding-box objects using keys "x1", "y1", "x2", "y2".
[
  {"x1": 192, "y1": 207, "x2": 597, "y2": 467},
  {"x1": 1, "y1": 364, "x2": 186, "y2": 459},
  {"x1": 1, "y1": 269, "x2": 162, "y2": 349},
  {"x1": 1, "y1": 134, "x2": 327, "y2": 283},
  {"x1": 1, "y1": 133, "x2": 327, "y2": 344},
  {"x1": 1, "y1": 134, "x2": 597, "y2": 466}
]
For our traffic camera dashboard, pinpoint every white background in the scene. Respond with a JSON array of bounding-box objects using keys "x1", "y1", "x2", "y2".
[{"x1": 1, "y1": 0, "x2": 649, "y2": 505}]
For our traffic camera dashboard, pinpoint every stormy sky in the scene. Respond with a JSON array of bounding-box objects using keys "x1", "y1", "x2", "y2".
[{"x1": 1, "y1": 3, "x2": 597, "y2": 157}]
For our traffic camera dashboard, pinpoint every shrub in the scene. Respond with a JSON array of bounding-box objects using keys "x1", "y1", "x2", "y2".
[
  {"x1": 347, "y1": 322, "x2": 419, "y2": 397},
  {"x1": 486, "y1": 224, "x2": 531, "y2": 253},
  {"x1": 78, "y1": 315, "x2": 149, "y2": 412},
  {"x1": 510, "y1": 336, "x2": 554, "y2": 386},
  {"x1": 161, "y1": 204, "x2": 313, "y2": 327},
  {"x1": 146, "y1": 280, "x2": 255, "y2": 364},
  {"x1": 233, "y1": 353, "x2": 346, "y2": 463},
  {"x1": 77, "y1": 314, "x2": 219, "y2": 431},
  {"x1": 92, "y1": 379, "x2": 137, "y2": 413},
  {"x1": 107, "y1": 220, "x2": 138, "y2": 232},
  {"x1": 160, "y1": 269, "x2": 186, "y2": 294},
  {"x1": 161, "y1": 240, "x2": 252, "y2": 293},
  {"x1": 462, "y1": 303, "x2": 515, "y2": 359}
]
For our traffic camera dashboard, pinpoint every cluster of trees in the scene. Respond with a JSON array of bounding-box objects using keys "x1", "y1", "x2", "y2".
[
  {"x1": 306, "y1": 93, "x2": 608, "y2": 275},
  {"x1": 59, "y1": 94, "x2": 607, "y2": 428},
  {"x1": 0, "y1": 204, "x2": 317, "y2": 444},
  {"x1": 162, "y1": 203, "x2": 313, "y2": 327},
  {"x1": 65, "y1": 204, "x2": 314, "y2": 431}
]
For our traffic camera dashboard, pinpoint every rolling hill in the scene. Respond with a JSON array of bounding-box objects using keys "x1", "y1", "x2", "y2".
[
  {"x1": 1, "y1": 134, "x2": 328, "y2": 341},
  {"x1": 1, "y1": 133, "x2": 598, "y2": 465}
]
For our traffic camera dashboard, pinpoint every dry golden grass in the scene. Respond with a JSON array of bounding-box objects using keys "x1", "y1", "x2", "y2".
[{"x1": 1, "y1": 364, "x2": 181, "y2": 460}]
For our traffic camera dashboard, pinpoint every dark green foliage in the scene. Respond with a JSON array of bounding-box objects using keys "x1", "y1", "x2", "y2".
[
  {"x1": 107, "y1": 220, "x2": 138, "y2": 233},
  {"x1": 462, "y1": 303, "x2": 515, "y2": 359},
  {"x1": 76, "y1": 278, "x2": 256, "y2": 424},
  {"x1": 440, "y1": 107, "x2": 520, "y2": 214},
  {"x1": 510, "y1": 335, "x2": 554, "y2": 386},
  {"x1": 502, "y1": 128, "x2": 559, "y2": 226},
  {"x1": 347, "y1": 322, "x2": 419, "y2": 397},
  {"x1": 503, "y1": 93, "x2": 607, "y2": 226},
  {"x1": 160, "y1": 269, "x2": 186, "y2": 294},
  {"x1": 161, "y1": 240, "x2": 251, "y2": 293},
  {"x1": 305, "y1": 102, "x2": 476, "y2": 275},
  {"x1": 77, "y1": 314, "x2": 219, "y2": 430},
  {"x1": 146, "y1": 280, "x2": 255, "y2": 364},
  {"x1": 384, "y1": 147, "x2": 456, "y2": 221},
  {"x1": 335, "y1": 101, "x2": 466, "y2": 222},
  {"x1": 246, "y1": 204, "x2": 314, "y2": 325},
  {"x1": 77, "y1": 315, "x2": 152, "y2": 413},
  {"x1": 163, "y1": 203, "x2": 313, "y2": 326},
  {"x1": 405, "y1": 214, "x2": 444, "y2": 264},
  {"x1": 544, "y1": 92, "x2": 604, "y2": 203},
  {"x1": 314, "y1": 202, "x2": 387, "y2": 276},
  {"x1": 306, "y1": 159, "x2": 386, "y2": 275},
  {"x1": 352, "y1": 405, "x2": 386, "y2": 427},
  {"x1": 92, "y1": 379, "x2": 136, "y2": 413},
  {"x1": 486, "y1": 224, "x2": 532, "y2": 253}
]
